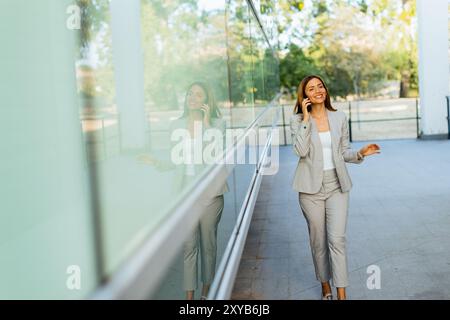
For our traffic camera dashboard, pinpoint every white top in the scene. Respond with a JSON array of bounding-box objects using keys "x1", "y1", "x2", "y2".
[{"x1": 318, "y1": 131, "x2": 335, "y2": 170}]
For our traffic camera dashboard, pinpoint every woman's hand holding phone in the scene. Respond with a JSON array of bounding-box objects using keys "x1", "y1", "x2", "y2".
[
  {"x1": 200, "y1": 103, "x2": 211, "y2": 127},
  {"x1": 301, "y1": 98, "x2": 311, "y2": 122}
]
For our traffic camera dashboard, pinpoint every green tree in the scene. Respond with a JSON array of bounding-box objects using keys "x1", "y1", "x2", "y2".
[
  {"x1": 367, "y1": 0, "x2": 418, "y2": 96},
  {"x1": 279, "y1": 44, "x2": 319, "y2": 94},
  {"x1": 276, "y1": 0, "x2": 418, "y2": 99},
  {"x1": 309, "y1": 4, "x2": 388, "y2": 98}
]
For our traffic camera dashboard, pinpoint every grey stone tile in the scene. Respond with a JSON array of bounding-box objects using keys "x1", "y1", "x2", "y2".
[
  {"x1": 241, "y1": 243, "x2": 259, "y2": 259},
  {"x1": 288, "y1": 276, "x2": 319, "y2": 299},
  {"x1": 259, "y1": 230, "x2": 290, "y2": 244},
  {"x1": 231, "y1": 278, "x2": 252, "y2": 299},
  {"x1": 235, "y1": 259, "x2": 262, "y2": 280},
  {"x1": 252, "y1": 209, "x2": 267, "y2": 219},
  {"x1": 347, "y1": 269, "x2": 369, "y2": 300},
  {"x1": 289, "y1": 230, "x2": 309, "y2": 243},
  {"x1": 288, "y1": 261, "x2": 318, "y2": 287},
  {"x1": 260, "y1": 258, "x2": 289, "y2": 278},
  {"x1": 257, "y1": 242, "x2": 290, "y2": 259},
  {"x1": 244, "y1": 231, "x2": 261, "y2": 245},
  {"x1": 288, "y1": 243, "x2": 312, "y2": 263},
  {"x1": 265, "y1": 217, "x2": 292, "y2": 230},
  {"x1": 248, "y1": 218, "x2": 267, "y2": 232},
  {"x1": 251, "y1": 276, "x2": 289, "y2": 300},
  {"x1": 288, "y1": 285, "x2": 321, "y2": 300}
]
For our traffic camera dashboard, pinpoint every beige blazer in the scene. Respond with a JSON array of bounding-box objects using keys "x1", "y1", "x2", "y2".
[
  {"x1": 170, "y1": 117, "x2": 229, "y2": 197},
  {"x1": 290, "y1": 109, "x2": 363, "y2": 194}
]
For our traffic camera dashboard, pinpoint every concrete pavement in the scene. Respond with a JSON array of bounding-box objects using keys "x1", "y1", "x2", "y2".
[{"x1": 232, "y1": 139, "x2": 450, "y2": 300}]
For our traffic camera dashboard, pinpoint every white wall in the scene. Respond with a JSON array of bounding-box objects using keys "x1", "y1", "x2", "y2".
[
  {"x1": 110, "y1": 0, "x2": 147, "y2": 149},
  {"x1": 417, "y1": 0, "x2": 449, "y2": 138}
]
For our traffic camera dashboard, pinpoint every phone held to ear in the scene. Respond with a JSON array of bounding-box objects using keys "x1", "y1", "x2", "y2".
[{"x1": 303, "y1": 98, "x2": 312, "y2": 113}]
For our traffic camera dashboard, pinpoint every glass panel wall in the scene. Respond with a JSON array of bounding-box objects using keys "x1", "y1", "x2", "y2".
[
  {"x1": 0, "y1": 0, "x2": 98, "y2": 299},
  {"x1": 1, "y1": 0, "x2": 279, "y2": 299},
  {"x1": 141, "y1": 0, "x2": 235, "y2": 299},
  {"x1": 151, "y1": 0, "x2": 280, "y2": 299}
]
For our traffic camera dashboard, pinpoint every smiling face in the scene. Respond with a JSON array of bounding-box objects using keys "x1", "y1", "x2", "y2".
[
  {"x1": 187, "y1": 84, "x2": 206, "y2": 110},
  {"x1": 304, "y1": 77, "x2": 327, "y2": 104}
]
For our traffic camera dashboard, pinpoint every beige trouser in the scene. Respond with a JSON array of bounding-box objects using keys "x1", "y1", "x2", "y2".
[
  {"x1": 298, "y1": 168, "x2": 350, "y2": 287},
  {"x1": 183, "y1": 195, "x2": 224, "y2": 291}
]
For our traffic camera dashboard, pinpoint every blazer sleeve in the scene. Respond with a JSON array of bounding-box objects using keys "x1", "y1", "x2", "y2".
[
  {"x1": 290, "y1": 114, "x2": 312, "y2": 158},
  {"x1": 340, "y1": 114, "x2": 363, "y2": 164}
]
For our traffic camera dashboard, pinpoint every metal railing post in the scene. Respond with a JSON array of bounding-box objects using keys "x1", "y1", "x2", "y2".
[
  {"x1": 447, "y1": 96, "x2": 450, "y2": 140},
  {"x1": 281, "y1": 105, "x2": 287, "y2": 145},
  {"x1": 416, "y1": 97, "x2": 420, "y2": 138},
  {"x1": 348, "y1": 101, "x2": 353, "y2": 142}
]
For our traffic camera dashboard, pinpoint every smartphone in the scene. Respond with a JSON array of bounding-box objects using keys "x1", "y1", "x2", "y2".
[{"x1": 303, "y1": 98, "x2": 312, "y2": 113}]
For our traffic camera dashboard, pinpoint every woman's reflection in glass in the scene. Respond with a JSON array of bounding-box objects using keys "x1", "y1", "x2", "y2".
[
  {"x1": 138, "y1": 82, "x2": 228, "y2": 300},
  {"x1": 174, "y1": 82, "x2": 228, "y2": 300}
]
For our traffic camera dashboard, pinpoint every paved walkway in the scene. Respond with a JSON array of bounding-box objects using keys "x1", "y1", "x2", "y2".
[{"x1": 231, "y1": 139, "x2": 450, "y2": 300}]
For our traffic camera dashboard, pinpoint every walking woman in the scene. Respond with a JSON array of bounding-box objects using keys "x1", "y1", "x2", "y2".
[{"x1": 290, "y1": 75, "x2": 380, "y2": 300}]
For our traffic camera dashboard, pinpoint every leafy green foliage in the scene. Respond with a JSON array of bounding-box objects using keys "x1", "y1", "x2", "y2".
[{"x1": 277, "y1": 0, "x2": 418, "y2": 98}]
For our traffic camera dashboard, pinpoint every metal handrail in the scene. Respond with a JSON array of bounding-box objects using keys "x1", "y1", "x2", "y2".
[{"x1": 446, "y1": 96, "x2": 450, "y2": 139}]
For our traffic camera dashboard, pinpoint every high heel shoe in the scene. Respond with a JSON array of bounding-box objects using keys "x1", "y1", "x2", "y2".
[{"x1": 322, "y1": 293, "x2": 333, "y2": 300}]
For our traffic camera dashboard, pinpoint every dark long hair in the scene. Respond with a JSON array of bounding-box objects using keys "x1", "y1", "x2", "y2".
[
  {"x1": 180, "y1": 82, "x2": 221, "y2": 118},
  {"x1": 293, "y1": 75, "x2": 337, "y2": 114}
]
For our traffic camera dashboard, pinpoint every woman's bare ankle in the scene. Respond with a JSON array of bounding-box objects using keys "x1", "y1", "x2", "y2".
[
  {"x1": 202, "y1": 284, "x2": 210, "y2": 297},
  {"x1": 186, "y1": 290, "x2": 195, "y2": 300},
  {"x1": 336, "y1": 287, "x2": 346, "y2": 300},
  {"x1": 321, "y1": 281, "x2": 332, "y2": 295}
]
